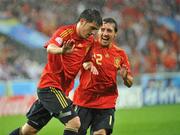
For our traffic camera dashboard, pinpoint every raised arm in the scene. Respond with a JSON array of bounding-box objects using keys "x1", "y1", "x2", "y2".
[
  {"x1": 47, "y1": 39, "x2": 75, "y2": 54},
  {"x1": 120, "y1": 64, "x2": 133, "y2": 87}
]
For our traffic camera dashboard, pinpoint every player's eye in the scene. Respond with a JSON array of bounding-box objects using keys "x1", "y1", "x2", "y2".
[
  {"x1": 101, "y1": 28, "x2": 105, "y2": 32},
  {"x1": 107, "y1": 29, "x2": 113, "y2": 33}
]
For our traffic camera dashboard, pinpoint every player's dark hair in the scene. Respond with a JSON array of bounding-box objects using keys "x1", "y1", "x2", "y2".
[
  {"x1": 103, "y1": 18, "x2": 118, "y2": 33},
  {"x1": 78, "y1": 9, "x2": 102, "y2": 27}
]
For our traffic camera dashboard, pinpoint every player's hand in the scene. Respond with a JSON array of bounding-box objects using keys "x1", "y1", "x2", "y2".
[
  {"x1": 120, "y1": 64, "x2": 128, "y2": 79},
  {"x1": 90, "y1": 64, "x2": 99, "y2": 75},
  {"x1": 120, "y1": 64, "x2": 133, "y2": 87},
  {"x1": 83, "y1": 62, "x2": 91, "y2": 70},
  {"x1": 61, "y1": 39, "x2": 75, "y2": 54},
  {"x1": 83, "y1": 62, "x2": 99, "y2": 75}
]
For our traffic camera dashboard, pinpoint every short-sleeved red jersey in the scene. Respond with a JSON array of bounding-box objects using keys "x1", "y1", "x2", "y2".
[
  {"x1": 73, "y1": 41, "x2": 132, "y2": 108},
  {"x1": 38, "y1": 24, "x2": 94, "y2": 95}
]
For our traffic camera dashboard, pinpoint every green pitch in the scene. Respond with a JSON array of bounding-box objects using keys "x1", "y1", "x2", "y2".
[{"x1": 0, "y1": 104, "x2": 180, "y2": 135}]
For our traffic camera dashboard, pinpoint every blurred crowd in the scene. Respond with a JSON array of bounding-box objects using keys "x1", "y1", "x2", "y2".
[
  {"x1": 0, "y1": 36, "x2": 44, "y2": 80},
  {"x1": 0, "y1": 0, "x2": 180, "y2": 81}
]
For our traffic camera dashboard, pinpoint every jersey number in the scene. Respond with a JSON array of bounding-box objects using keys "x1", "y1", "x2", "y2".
[{"x1": 94, "y1": 54, "x2": 102, "y2": 65}]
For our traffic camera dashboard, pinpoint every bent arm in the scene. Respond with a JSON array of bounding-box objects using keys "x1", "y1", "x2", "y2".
[
  {"x1": 120, "y1": 65, "x2": 133, "y2": 88},
  {"x1": 123, "y1": 74, "x2": 133, "y2": 88},
  {"x1": 47, "y1": 44, "x2": 63, "y2": 54},
  {"x1": 47, "y1": 39, "x2": 75, "y2": 54}
]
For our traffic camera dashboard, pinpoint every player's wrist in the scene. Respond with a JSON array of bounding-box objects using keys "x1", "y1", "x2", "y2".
[
  {"x1": 124, "y1": 75, "x2": 133, "y2": 87},
  {"x1": 123, "y1": 72, "x2": 128, "y2": 80},
  {"x1": 83, "y1": 62, "x2": 92, "y2": 70},
  {"x1": 59, "y1": 47, "x2": 63, "y2": 54}
]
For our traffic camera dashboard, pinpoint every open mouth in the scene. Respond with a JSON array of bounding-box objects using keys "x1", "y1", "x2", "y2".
[{"x1": 102, "y1": 36, "x2": 109, "y2": 42}]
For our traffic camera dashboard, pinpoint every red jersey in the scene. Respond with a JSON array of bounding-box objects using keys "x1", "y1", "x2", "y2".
[
  {"x1": 73, "y1": 41, "x2": 132, "y2": 108},
  {"x1": 38, "y1": 24, "x2": 93, "y2": 95}
]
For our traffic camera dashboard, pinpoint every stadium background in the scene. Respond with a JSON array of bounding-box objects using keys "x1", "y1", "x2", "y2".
[{"x1": 0, "y1": 0, "x2": 180, "y2": 135}]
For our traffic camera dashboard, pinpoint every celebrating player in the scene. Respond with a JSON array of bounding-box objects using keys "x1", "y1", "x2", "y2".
[
  {"x1": 73, "y1": 18, "x2": 133, "y2": 135},
  {"x1": 10, "y1": 9, "x2": 102, "y2": 135}
]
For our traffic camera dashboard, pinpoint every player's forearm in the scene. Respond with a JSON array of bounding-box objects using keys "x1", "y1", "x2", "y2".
[
  {"x1": 123, "y1": 74, "x2": 133, "y2": 88},
  {"x1": 47, "y1": 44, "x2": 63, "y2": 54}
]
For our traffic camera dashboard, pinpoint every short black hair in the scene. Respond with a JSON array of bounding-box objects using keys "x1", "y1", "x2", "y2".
[
  {"x1": 78, "y1": 9, "x2": 102, "y2": 27},
  {"x1": 103, "y1": 18, "x2": 118, "y2": 33}
]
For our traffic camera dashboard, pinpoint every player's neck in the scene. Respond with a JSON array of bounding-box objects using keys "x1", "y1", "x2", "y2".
[{"x1": 101, "y1": 43, "x2": 113, "y2": 48}]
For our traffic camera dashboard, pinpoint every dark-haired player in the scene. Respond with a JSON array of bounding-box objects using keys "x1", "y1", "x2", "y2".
[{"x1": 10, "y1": 9, "x2": 102, "y2": 135}]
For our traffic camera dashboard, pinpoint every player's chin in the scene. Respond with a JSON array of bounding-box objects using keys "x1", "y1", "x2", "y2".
[
  {"x1": 101, "y1": 42, "x2": 109, "y2": 47},
  {"x1": 80, "y1": 34, "x2": 89, "y2": 39},
  {"x1": 85, "y1": 34, "x2": 91, "y2": 38},
  {"x1": 100, "y1": 39, "x2": 109, "y2": 46}
]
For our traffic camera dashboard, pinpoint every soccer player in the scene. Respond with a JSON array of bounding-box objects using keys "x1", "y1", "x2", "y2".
[
  {"x1": 10, "y1": 9, "x2": 102, "y2": 135},
  {"x1": 73, "y1": 18, "x2": 133, "y2": 135}
]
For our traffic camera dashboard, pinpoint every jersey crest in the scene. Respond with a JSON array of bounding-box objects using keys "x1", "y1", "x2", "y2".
[{"x1": 114, "y1": 57, "x2": 121, "y2": 68}]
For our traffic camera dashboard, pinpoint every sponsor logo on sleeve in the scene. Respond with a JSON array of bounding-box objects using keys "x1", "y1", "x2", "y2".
[{"x1": 55, "y1": 37, "x2": 63, "y2": 45}]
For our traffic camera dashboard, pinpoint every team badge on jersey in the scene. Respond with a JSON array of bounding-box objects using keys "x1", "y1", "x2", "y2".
[{"x1": 114, "y1": 57, "x2": 121, "y2": 68}]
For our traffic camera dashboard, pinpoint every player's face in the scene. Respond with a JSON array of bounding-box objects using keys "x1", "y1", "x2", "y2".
[
  {"x1": 78, "y1": 19, "x2": 99, "y2": 39},
  {"x1": 98, "y1": 22, "x2": 116, "y2": 47}
]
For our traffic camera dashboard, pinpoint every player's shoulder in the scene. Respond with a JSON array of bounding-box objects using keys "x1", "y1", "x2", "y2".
[
  {"x1": 58, "y1": 24, "x2": 75, "y2": 31},
  {"x1": 113, "y1": 43, "x2": 125, "y2": 53},
  {"x1": 84, "y1": 35, "x2": 95, "y2": 46},
  {"x1": 112, "y1": 43, "x2": 129, "y2": 57},
  {"x1": 87, "y1": 35, "x2": 95, "y2": 42},
  {"x1": 56, "y1": 24, "x2": 75, "y2": 38}
]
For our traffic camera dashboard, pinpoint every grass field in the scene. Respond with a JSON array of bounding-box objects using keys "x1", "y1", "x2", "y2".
[{"x1": 0, "y1": 104, "x2": 180, "y2": 135}]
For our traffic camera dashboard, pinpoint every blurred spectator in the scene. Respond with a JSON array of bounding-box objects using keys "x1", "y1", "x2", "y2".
[{"x1": 0, "y1": 35, "x2": 44, "y2": 80}]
